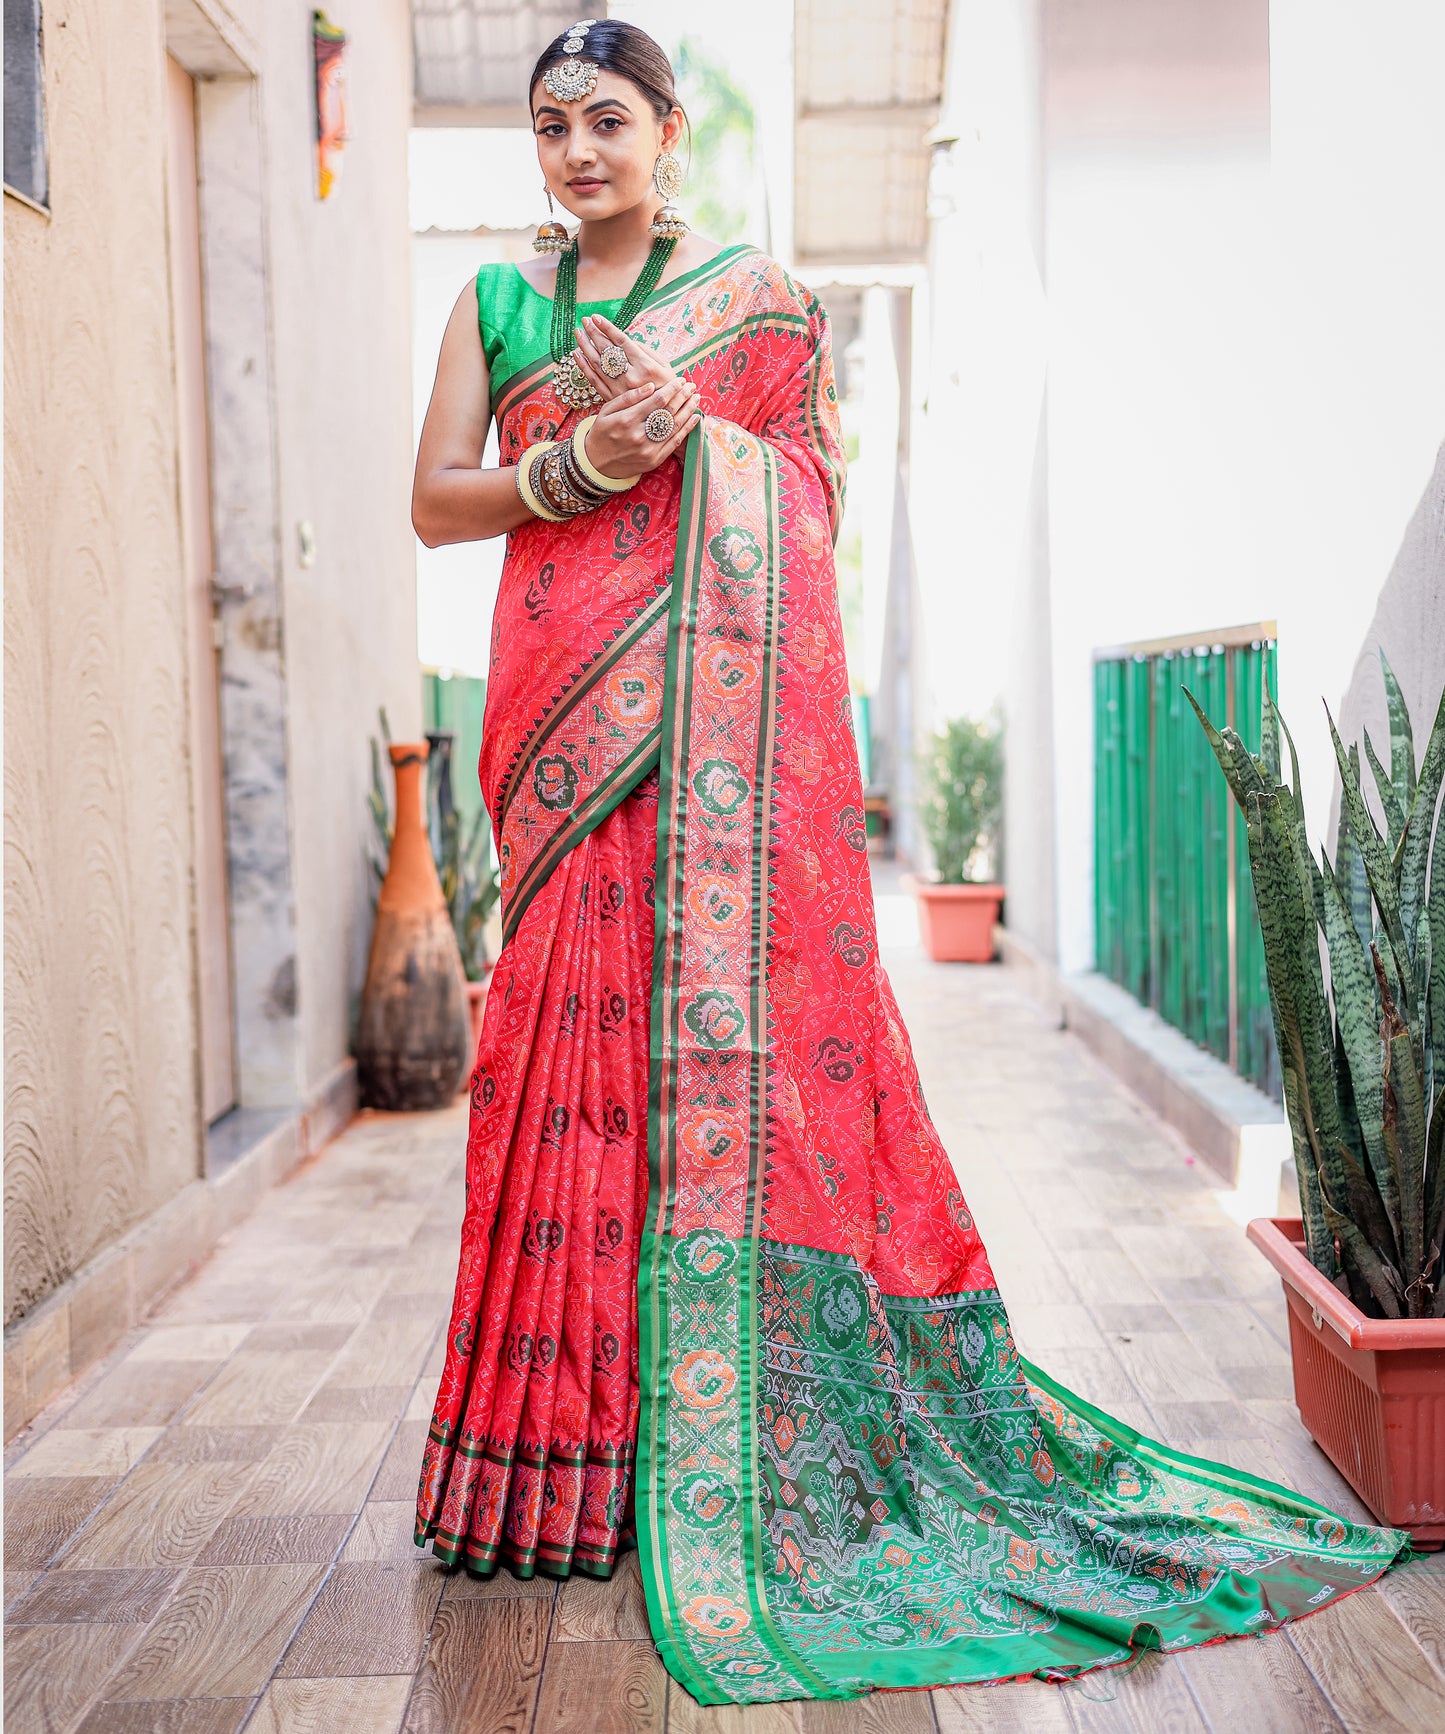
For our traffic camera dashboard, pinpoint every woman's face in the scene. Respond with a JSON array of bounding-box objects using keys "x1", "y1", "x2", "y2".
[{"x1": 531, "y1": 68, "x2": 682, "y2": 223}]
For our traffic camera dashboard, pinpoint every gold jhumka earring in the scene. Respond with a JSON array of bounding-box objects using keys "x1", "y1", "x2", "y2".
[
  {"x1": 533, "y1": 185, "x2": 570, "y2": 255},
  {"x1": 649, "y1": 150, "x2": 688, "y2": 240}
]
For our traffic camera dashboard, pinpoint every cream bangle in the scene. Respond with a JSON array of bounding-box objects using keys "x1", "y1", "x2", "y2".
[
  {"x1": 572, "y1": 416, "x2": 640, "y2": 492},
  {"x1": 516, "y1": 442, "x2": 566, "y2": 523}
]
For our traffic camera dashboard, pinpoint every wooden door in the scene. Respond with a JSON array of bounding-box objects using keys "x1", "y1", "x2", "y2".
[{"x1": 165, "y1": 54, "x2": 236, "y2": 1122}]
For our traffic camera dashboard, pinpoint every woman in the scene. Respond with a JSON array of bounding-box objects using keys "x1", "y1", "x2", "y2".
[{"x1": 412, "y1": 19, "x2": 1403, "y2": 1709}]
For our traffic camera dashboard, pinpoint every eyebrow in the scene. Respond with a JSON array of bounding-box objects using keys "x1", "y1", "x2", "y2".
[{"x1": 533, "y1": 97, "x2": 634, "y2": 121}]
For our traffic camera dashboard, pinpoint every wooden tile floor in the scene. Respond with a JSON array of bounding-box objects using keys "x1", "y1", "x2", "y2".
[{"x1": 7, "y1": 881, "x2": 1443, "y2": 1732}]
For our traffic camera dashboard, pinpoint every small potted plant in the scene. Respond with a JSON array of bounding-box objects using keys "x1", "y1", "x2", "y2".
[
  {"x1": 1188, "y1": 653, "x2": 1444, "y2": 1545},
  {"x1": 905, "y1": 713, "x2": 1004, "y2": 963}
]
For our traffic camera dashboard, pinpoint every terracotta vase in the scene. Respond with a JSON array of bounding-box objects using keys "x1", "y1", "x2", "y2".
[
  {"x1": 357, "y1": 742, "x2": 471, "y2": 1110},
  {"x1": 901, "y1": 876, "x2": 1005, "y2": 963},
  {"x1": 1248, "y1": 1218, "x2": 1445, "y2": 1546}
]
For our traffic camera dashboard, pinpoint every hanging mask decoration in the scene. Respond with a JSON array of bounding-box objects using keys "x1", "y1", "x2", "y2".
[
  {"x1": 312, "y1": 9, "x2": 349, "y2": 200},
  {"x1": 542, "y1": 19, "x2": 600, "y2": 104}
]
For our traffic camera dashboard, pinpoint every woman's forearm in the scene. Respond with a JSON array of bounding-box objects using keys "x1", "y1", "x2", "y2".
[{"x1": 412, "y1": 462, "x2": 534, "y2": 548}]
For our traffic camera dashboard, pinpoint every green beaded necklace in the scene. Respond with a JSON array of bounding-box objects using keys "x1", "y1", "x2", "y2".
[{"x1": 549, "y1": 234, "x2": 677, "y2": 411}]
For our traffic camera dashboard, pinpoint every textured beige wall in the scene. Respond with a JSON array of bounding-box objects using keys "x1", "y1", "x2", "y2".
[
  {"x1": 4, "y1": 0, "x2": 420, "y2": 1328},
  {"x1": 252, "y1": 0, "x2": 422, "y2": 1091},
  {"x1": 4, "y1": 0, "x2": 202, "y2": 1323}
]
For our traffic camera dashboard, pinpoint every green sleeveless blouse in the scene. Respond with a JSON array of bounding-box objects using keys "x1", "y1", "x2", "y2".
[
  {"x1": 475, "y1": 247, "x2": 755, "y2": 399},
  {"x1": 475, "y1": 262, "x2": 625, "y2": 398}
]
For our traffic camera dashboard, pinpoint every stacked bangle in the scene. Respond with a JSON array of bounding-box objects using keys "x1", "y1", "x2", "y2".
[
  {"x1": 571, "y1": 416, "x2": 640, "y2": 492},
  {"x1": 515, "y1": 419, "x2": 642, "y2": 524},
  {"x1": 515, "y1": 442, "x2": 567, "y2": 523}
]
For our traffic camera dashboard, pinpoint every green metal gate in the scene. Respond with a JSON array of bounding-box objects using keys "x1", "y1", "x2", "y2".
[{"x1": 1093, "y1": 623, "x2": 1279, "y2": 1097}]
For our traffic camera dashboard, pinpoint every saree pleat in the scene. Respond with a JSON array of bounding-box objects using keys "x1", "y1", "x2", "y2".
[
  {"x1": 418, "y1": 777, "x2": 656, "y2": 1578},
  {"x1": 418, "y1": 245, "x2": 1406, "y2": 1704}
]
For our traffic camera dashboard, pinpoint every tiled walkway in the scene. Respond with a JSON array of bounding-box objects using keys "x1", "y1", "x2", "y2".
[{"x1": 6, "y1": 882, "x2": 1443, "y2": 1732}]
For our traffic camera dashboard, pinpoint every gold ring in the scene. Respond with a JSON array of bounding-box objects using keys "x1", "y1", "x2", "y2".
[
  {"x1": 599, "y1": 344, "x2": 628, "y2": 379},
  {"x1": 644, "y1": 407, "x2": 675, "y2": 442}
]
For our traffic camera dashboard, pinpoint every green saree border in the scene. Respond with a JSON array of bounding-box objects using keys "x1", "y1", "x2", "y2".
[
  {"x1": 637, "y1": 422, "x2": 708, "y2": 1700},
  {"x1": 1022, "y1": 1358, "x2": 1410, "y2": 1558},
  {"x1": 636, "y1": 423, "x2": 839, "y2": 1706}
]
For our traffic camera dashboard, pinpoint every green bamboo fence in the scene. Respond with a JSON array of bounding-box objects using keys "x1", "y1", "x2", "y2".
[{"x1": 1093, "y1": 624, "x2": 1280, "y2": 1097}]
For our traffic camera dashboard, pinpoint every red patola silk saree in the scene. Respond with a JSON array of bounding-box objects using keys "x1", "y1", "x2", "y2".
[{"x1": 415, "y1": 244, "x2": 1404, "y2": 1706}]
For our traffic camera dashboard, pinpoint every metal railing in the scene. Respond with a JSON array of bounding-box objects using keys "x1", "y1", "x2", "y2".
[{"x1": 1093, "y1": 622, "x2": 1280, "y2": 1097}]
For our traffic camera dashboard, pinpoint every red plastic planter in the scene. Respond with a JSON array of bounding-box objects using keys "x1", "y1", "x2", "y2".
[
  {"x1": 1248, "y1": 1217, "x2": 1445, "y2": 1545},
  {"x1": 903, "y1": 878, "x2": 1004, "y2": 963}
]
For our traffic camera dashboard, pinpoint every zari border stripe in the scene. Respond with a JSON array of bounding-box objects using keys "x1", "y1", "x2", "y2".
[
  {"x1": 496, "y1": 584, "x2": 671, "y2": 826},
  {"x1": 637, "y1": 423, "x2": 836, "y2": 1706},
  {"x1": 746, "y1": 444, "x2": 782, "y2": 1242},
  {"x1": 1022, "y1": 1358, "x2": 1410, "y2": 1558},
  {"x1": 500, "y1": 733, "x2": 662, "y2": 945},
  {"x1": 638, "y1": 422, "x2": 711, "y2": 1703},
  {"x1": 647, "y1": 437, "x2": 708, "y2": 1243},
  {"x1": 490, "y1": 243, "x2": 761, "y2": 422},
  {"x1": 496, "y1": 305, "x2": 811, "y2": 430}
]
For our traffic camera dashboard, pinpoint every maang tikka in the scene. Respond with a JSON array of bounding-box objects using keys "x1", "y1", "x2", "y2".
[
  {"x1": 650, "y1": 149, "x2": 688, "y2": 240},
  {"x1": 543, "y1": 19, "x2": 600, "y2": 104}
]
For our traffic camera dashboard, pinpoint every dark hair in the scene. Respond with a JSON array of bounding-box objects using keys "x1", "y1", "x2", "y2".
[{"x1": 529, "y1": 19, "x2": 687, "y2": 137}]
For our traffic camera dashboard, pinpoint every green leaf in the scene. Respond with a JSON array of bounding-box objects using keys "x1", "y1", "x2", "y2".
[
  {"x1": 1380, "y1": 649, "x2": 1416, "y2": 805},
  {"x1": 1284, "y1": 1066, "x2": 1335, "y2": 1277},
  {"x1": 1422, "y1": 1087, "x2": 1444, "y2": 1316},
  {"x1": 1362, "y1": 727, "x2": 1406, "y2": 851},
  {"x1": 1333, "y1": 745, "x2": 1374, "y2": 952},
  {"x1": 1328, "y1": 1204, "x2": 1404, "y2": 1318},
  {"x1": 1260, "y1": 688, "x2": 1282, "y2": 782},
  {"x1": 1398, "y1": 681, "x2": 1445, "y2": 959},
  {"x1": 1326, "y1": 1092, "x2": 1402, "y2": 1282},
  {"x1": 1328, "y1": 703, "x2": 1412, "y2": 1015},
  {"x1": 1249, "y1": 790, "x2": 1348, "y2": 1262},
  {"x1": 1275, "y1": 694, "x2": 1302, "y2": 799},
  {"x1": 917, "y1": 713, "x2": 1004, "y2": 883},
  {"x1": 1184, "y1": 688, "x2": 1268, "y2": 812},
  {"x1": 1276, "y1": 774, "x2": 1326, "y2": 932},
  {"x1": 1374, "y1": 947, "x2": 1428, "y2": 1306},
  {"x1": 1429, "y1": 781, "x2": 1445, "y2": 1102},
  {"x1": 1320, "y1": 853, "x2": 1396, "y2": 1246}
]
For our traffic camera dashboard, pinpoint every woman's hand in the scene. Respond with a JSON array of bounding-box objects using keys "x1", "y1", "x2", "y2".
[
  {"x1": 573, "y1": 313, "x2": 677, "y2": 403},
  {"x1": 584, "y1": 376, "x2": 702, "y2": 477}
]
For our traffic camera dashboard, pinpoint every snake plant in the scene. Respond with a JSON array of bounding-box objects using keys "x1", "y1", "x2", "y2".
[{"x1": 1186, "y1": 654, "x2": 1445, "y2": 1319}]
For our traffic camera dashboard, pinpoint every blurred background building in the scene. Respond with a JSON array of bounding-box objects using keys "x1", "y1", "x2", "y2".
[{"x1": 6, "y1": 0, "x2": 1444, "y2": 1434}]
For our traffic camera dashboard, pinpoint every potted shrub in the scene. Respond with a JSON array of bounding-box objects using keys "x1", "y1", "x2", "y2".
[
  {"x1": 1188, "y1": 654, "x2": 1445, "y2": 1544},
  {"x1": 905, "y1": 713, "x2": 1004, "y2": 963}
]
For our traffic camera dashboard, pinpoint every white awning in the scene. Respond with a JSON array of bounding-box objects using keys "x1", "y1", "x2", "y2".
[
  {"x1": 412, "y1": 0, "x2": 592, "y2": 125},
  {"x1": 792, "y1": 0, "x2": 951, "y2": 268}
]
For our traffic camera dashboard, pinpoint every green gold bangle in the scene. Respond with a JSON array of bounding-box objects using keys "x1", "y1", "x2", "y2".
[
  {"x1": 572, "y1": 416, "x2": 640, "y2": 492},
  {"x1": 516, "y1": 442, "x2": 566, "y2": 522}
]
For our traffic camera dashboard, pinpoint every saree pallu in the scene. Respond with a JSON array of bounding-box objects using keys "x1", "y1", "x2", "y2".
[{"x1": 417, "y1": 247, "x2": 1405, "y2": 1704}]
